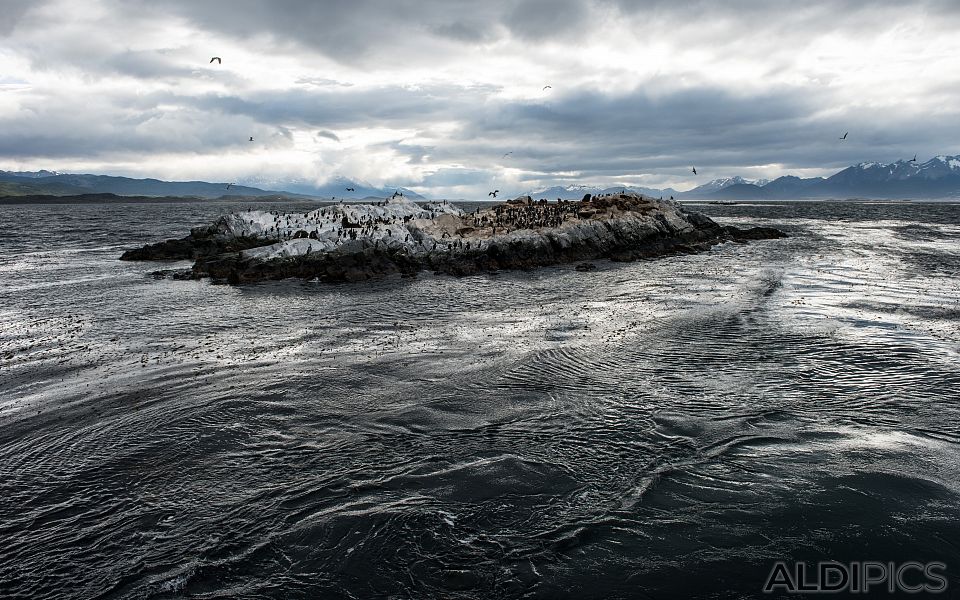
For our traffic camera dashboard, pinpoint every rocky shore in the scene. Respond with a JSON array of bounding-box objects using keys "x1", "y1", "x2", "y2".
[{"x1": 120, "y1": 193, "x2": 786, "y2": 283}]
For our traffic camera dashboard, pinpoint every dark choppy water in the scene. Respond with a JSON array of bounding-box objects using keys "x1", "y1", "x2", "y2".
[{"x1": 1, "y1": 200, "x2": 959, "y2": 599}]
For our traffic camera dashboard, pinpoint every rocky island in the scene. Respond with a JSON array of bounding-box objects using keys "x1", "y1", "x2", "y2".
[{"x1": 121, "y1": 193, "x2": 786, "y2": 283}]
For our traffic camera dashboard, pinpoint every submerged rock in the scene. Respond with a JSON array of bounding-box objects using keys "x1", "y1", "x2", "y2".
[
  {"x1": 148, "y1": 268, "x2": 196, "y2": 280},
  {"x1": 121, "y1": 194, "x2": 786, "y2": 283}
]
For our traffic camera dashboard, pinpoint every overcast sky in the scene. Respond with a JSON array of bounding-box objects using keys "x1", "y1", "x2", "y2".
[{"x1": 2, "y1": 0, "x2": 960, "y2": 197}]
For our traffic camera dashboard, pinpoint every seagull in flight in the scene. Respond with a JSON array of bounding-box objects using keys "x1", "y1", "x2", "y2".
[
  {"x1": 488, "y1": 190, "x2": 499, "y2": 198},
  {"x1": 226, "y1": 183, "x2": 234, "y2": 189},
  {"x1": 210, "y1": 57, "x2": 222, "y2": 64},
  {"x1": 542, "y1": 85, "x2": 552, "y2": 90},
  {"x1": 345, "y1": 187, "x2": 355, "y2": 192},
  {"x1": 249, "y1": 136, "x2": 254, "y2": 142},
  {"x1": 691, "y1": 166, "x2": 697, "y2": 175},
  {"x1": 502, "y1": 151, "x2": 513, "y2": 158},
  {"x1": 839, "y1": 132, "x2": 848, "y2": 140},
  {"x1": 910, "y1": 154, "x2": 917, "y2": 162}
]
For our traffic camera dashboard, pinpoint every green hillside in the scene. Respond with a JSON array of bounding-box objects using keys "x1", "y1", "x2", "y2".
[{"x1": 0, "y1": 180, "x2": 89, "y2": 197}]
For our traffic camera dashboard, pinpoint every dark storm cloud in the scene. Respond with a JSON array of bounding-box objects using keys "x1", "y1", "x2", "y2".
[
  {"x1": 5, "y1": 79, "x2": 937, "y2": 173},
  {"x1": 4, "y1": 69, "x2": 959, "y2": 179},
  {"x1": 448, "y1": 85, "x2": 834, "y2": 172},
  {"x1": 505, "y1": 0, "x2": 589, "y2": 40},
  {"x1": 470, "y1": 86, "x2": 814, "y2": 139},
  {"x1": 606, "y1": 0, "x2": 960, "y2": 22},
  {"x1": 112, "y1": 0, "x2": 601, "y2": 65},
  {"x1": 185, "y1": 84, "x2": 492, "y2": 128},
  {"x1": 104, "y1": 50, "x2": 199, "y2": 79},
  {"x1": 106, "y1": 0, "x2": 960, "y2": 67},
  {"x1": 0, "y1": 0, "x2": 34, "y2": 35},
  {"x1": 117, "y1": 0, "x2": 507, "y2": 64},
  {"x1": 429, "y1": 21, "x2": 496, "y2": 43},
  {"x1": 163, "y1": 82, "x2": 811, "y2": 146},
  {"x1": 0, "y1": 89, "x2": 285, "y2": 159},
  {"x1": 431, "y1": 84, "x2": 960, "y2": 177}
]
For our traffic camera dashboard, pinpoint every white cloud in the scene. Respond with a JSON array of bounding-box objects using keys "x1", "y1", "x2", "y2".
[{"x1": 1, "y1": 0, "x2": 960, "y2": 196}]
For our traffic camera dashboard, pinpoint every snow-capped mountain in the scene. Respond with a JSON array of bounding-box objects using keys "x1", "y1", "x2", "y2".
[
  {"x1": 832, "y1": 155, "x2": 960, "y2": 184},
  {"x1": 528, "y1": 183, "x2": 680, "y2": 200},
  {"x1": 524, "y1": 157, "x2": 960, "y2": 201},
  {"x1": 529, "y1": 184, "x2": 602, "y2": 198},
  {"x1": 922, "y1": 155, "x2": 960, "y2": 177},
  {"x1": 5, "y1": 155, "x2": 960, "y2": 201},
  {"x1": 241, "y1": 175, "x2": 425, "y2": 200},
  {"x1": 2, "y1": 169, "x2": 61, "y2": 178},
  {"x1": 684, "y1": 176, "x2": 770, "y2": 196},
  {"x1": 709, "y1": 155, "x2": 960, "y2": 199}
]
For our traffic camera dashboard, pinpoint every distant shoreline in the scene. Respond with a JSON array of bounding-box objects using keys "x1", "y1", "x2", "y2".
[
  {"x1": 0, "y1": 193, "x2": 321, "y2": 205},
  {"x1": 2, "y1": 193, "x2": 959, "y2": 206}
]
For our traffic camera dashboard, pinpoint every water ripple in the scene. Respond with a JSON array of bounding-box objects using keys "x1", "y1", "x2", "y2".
[{"x1": 1, "y1": 201, "x2": 959, "y2": 598}]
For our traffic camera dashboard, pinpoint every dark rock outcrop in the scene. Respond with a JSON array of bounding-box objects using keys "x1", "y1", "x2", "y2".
[
  {"x1": 119, "y1": 225, "x2": 274, "y2": 261},
  {"x1": 121, "y1": 194, "x2": 786, "y2": 284}
]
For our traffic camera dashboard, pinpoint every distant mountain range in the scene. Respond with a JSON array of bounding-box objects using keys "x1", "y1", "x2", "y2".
[
  {"x1": 528, "y1": 183, "x2": 682, "y2": 200},
  {"x1": 527, "y1": 177, "x2": 777, "y2": 201},
  {"x1": 0, "y1": 170, "x2": 425, "y2": 200},
  {"x1": 236, "y1": 175, "x2": 425, "y2": 200},
  {"x1": 0, "y1": 170, "x2": 286, "y2": 199},
  {"x1": 687, "y1": 176, "x2": 770, "y2": 196},
  {"x1": 528, "y1": 156, "x2": 960, "y2": 200},
  {"x1": 5, "y1": 156, "x2": 960, "y2": 201}
]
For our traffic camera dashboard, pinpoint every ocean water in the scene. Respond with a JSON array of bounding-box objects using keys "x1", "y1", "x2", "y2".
[{"x1": 1, "y1": 200, "x2": 958, "y2": 598}]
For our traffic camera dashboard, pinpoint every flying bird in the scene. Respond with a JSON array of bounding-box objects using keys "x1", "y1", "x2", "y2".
[
  {"x1": 911, "y1": 154, "x2": 917, "y2": 162},
  {"x1": 542, "y1": 85, "x2": 552, "y2": 90},
  {"x1": 488, "y1": 190, "x2": 499, "y2": 198},
  {"x1": 502, "y1": 152, "x2": 513, "y2": 158},
  {"x1": 249, "y1": 136, "x2": 254, "y2": 142},
  {"x1": 691, "y1": 166, "x2": 697, "y2": 175},
  {"x1": 210, "y1": 57, "x2": 221, "y2": 64},
  {"x1": 345, "y1": 187, "x2": 355, "y2": 192},
  {"x1": 840, "y1": 132, "x2": 848, "y2": 140},
  {"x1": 226, "y1": 183, "x2": 233, "y2": 189}
]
